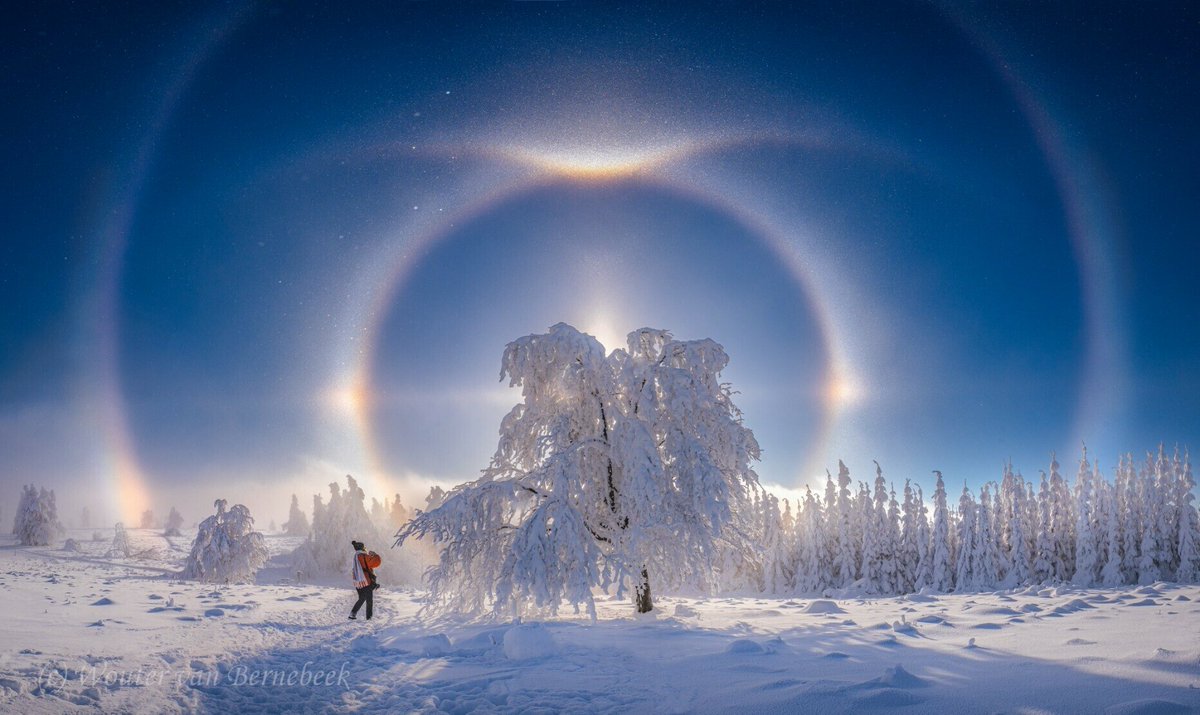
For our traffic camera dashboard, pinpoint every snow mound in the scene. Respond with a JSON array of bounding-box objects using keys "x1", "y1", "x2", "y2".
[
  {"x1": 1052, "y1": 598, "x2": 1096, "y2": 615},
  {"x1": 726, "y1": 638, "x2": 767, "y2": 654},
  {"x1": 417, "y1": 634, "x2": 452, "y2": 656},
  {"x1": 90, "y1": 597, "x2": 115, "y2": 606},
  {"x1": 972, "y1": 606, "x2": 1019, "y2": 616},
  {"x1": 903, "y1": 593, "x2": 938, "y2": 603},
  {"x1": 873, "y1": 664, "x2": 928, "y2": 689},
  {"x1": 1128, "y1": 598, "x2": 1159, "y2": 607},
  {"x1": 915, "y1": 614, "x2": 949, "y2": 625},
  {"x1": 1103, "y1": 699, "x2": 1192, "y2": 715},
  {"x1": 502, "y1": 623, "x2": 555, "y2": 660},
  {"x1": 802, "y1": 600, "x2": 846, "y2": 614},
  {"x1": 673, "y1": 604, "x2": 700, "y2": 618}
]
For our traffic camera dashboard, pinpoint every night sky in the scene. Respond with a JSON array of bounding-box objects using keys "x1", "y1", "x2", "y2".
[{"x1": 3, "y1": 2, "x2": 1198, "y2": 525}]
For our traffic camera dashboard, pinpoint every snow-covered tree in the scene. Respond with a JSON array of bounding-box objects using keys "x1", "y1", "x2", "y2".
[
  {"x1": 1048, "y1": 454, "x2": 1075, "y2": 581},
  {"x1": 389, "y1": 493, "x2": 411, "y2": 529},
  {"x1": 929, "y1": 471, "x2": 953, "y2": 592},
  {"x1": 971, "y1": 484, "x2": 997, "y2": 589},
  {"x1": 913, "y1": 485, "x2": 932, "y2": 590},
  {"x1": 1005, "y1": 471, "x2": 1031, "y2": 587},
  {"x1": 759, "y1": 492, "x2": 792, "y2": 594},
  {"x1": 107, "y1": 522, "x2": 131, "y2": 558},
  {"x1": 396, "y1": 324, "x2": 764, "y2": 617},
  {"x1": 370, "y1": 498, "x2": 387, "y2": 529},
  {"x1": 794, "y1": 487, "x2": 823, "y2": 593},
  {"x1": 140, "y1": 509, "x2": 155, "y2": 530},
  {"x1": 1176, "y1": 451, "x2": 1199, "y2": 583},
  {"x1": 293, "y1": 475, "x2": 388, "y2": 580},
  {"x1": 955, "y1": 484, "x2": 977, "y2": 591},
  {"x1": 164, "y1": 507, "x2": 184, "y2": 537},
  {"x1": 1073, "y1": 447, "x2": 1100, "y2": 586},
  {"x1": 861, "y1": 462, "x2": 896, "y2": 594},
  {"x1": 1100, "y1": 474, "x2": 1125, "y2": 586},
  {"x1": 13, "y1": 485, "x2": 63, "y2": 546},
  {"x1": 1033, "y1": 471, "x2": 1054, "y2": 582},
  {"x1": 282, "y1": 494, "x2": 309, "y2": 536},
  {"x1": 182, "y1": 499, "x2": 268, "y2": 584}
]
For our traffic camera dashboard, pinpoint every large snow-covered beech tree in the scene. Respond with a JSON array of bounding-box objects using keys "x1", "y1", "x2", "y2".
[
  {"x1": 396, "y1": 324, "x2": 764, "y2": 617},
  {"x1": 182, "y1": 499, "x2": 268, "y2": 584},
  {"x1": 13, "y1": 484, "x2": 64, "y2": 546}
]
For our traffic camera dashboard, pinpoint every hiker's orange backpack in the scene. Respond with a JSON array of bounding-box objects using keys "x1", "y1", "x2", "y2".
[{"x1": 364, "y1": 551, "x2": 382, "y2": 569}]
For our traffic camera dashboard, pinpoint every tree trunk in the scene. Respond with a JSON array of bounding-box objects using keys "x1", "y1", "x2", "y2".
[{"x1": 635, "y1": 567, "x2": 653, "y2": 613}]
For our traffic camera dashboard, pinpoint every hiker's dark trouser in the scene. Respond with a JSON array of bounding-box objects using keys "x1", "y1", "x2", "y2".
[{"x1": 351, "y1": 585, "x2": 373, "y2": 619}]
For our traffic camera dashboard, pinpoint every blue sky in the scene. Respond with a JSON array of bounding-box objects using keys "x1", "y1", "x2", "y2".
[{"x1": 2, "y1": 2, "x2": 1197, "y2": 525}]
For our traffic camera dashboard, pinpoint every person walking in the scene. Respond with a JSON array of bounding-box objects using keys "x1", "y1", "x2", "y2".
[{"x1": 349, "y1": 539, "x2": 377, "y2": 620}]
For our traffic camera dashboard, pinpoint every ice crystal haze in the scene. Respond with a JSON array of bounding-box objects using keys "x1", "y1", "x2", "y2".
[{"x1": 397, "y1": 324, "x2": 764, "y2": 617}]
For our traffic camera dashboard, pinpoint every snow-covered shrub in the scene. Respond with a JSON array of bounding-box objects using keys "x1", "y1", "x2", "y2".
[
  {"x1": 92, "y1": 530, "x2": 105, "y2": 542},
  {"x1": 106, "y1": 522, "x2": 131, "y2": 558},
  {"x1": 182, "y1": 499, "x2": 268, "y2": 584},
  {"x1": 63, "y1": 538, "x2": 81, "y2": 552},
  {"x1": 164, "y1": 507, "x2": 184, "y2": 537},
  {"x1": 13, "y1": 484, "x2": 64, "y2": 546}
]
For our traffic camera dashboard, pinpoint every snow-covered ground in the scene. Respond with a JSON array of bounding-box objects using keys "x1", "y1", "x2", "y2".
[{"x1": 1, "y1": 530, "x2": 1198, "y2": 714}]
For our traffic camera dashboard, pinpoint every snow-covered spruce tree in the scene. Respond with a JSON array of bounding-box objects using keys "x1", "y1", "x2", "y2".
[
  {"x1": 282, "y1": 494, "x2": 309, "y2": 536},
  {"x1": 13, "y1": 484, "x2": 64, "y2": 546},
  {"x1": 973, "y1": 484, "x2": 999, "y2": 589},
  {"x1": 182, "y1": 499, "x2": 268, "y2": 584},
  {"x1": 1073, "y1": 447, "x2": 1100, "y2": 586},
  {"x1": 1004, "y1": 470, "x2": 1032, "y2": 587},
  {"x1": 793, "y1": 487, "x2": 823, "y2": 593},
  {"x1": 1116, "y1": 456, "x2": 1139, "y2": 582},
  {"x1": 292, "y1": 475, "x2": 388, "y2": 581},
  {"x1": 861, "y1": 462, "x2": 894, "y2": 594},
  {"x1": 760, "y1": 492, "x2": 793, "y2": 594},
  {"x1": 396, "y1": 324, "x2": 763, "y2": 617},
  {"x1": 1048, "y1": 454, "x2": 1075, "y2": 581},
  {"x1": 898, "y1": 481, "x2": 919, "y2": 593},
  {"x1": 1033, "y1": 471, "x2": 1055, "y2": 582},
  {"x1": 107, "y1": 522, "x2": 131, "y2": 558},
  {"x1": 955, "y1": 484, "x2": 977, "y2": 591},
  {"x1": 913, "y1": 485, "x2": 932, "y2": 591},
  {"x1": 929, "y1": 471, "x2": 953, "y2": 592},
  {"x1": 164, "y1": 507, "x2": 184, "y2": 537},
  {"x1": 389, "y1": 494, "x2": 411, "y2": 530},
  {"x1": 1176, "y1": 451, "x2": 1199, "y2": 583},
  {"x1": 1100, "y1": 474, "x2": 1126, "y2": 586}
]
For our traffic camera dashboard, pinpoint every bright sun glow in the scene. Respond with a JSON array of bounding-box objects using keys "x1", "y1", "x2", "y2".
[
  {"x1": 324, "y1": 381, "x2": 367, "y2": 416},
  {"x1": 582, "y1": 312, "x2": 627, "y2": 354},
  {"x1": 501, "y1": 143, "x2": 688, "y2": 181},
  {"x1": 825, "y1": 372, "x2": 864, "y2": 409}
]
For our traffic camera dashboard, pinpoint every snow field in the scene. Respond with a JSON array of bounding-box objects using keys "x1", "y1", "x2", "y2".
[{"x1": 1, "y1": 531, "x2": 1198, "y2": 714}]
